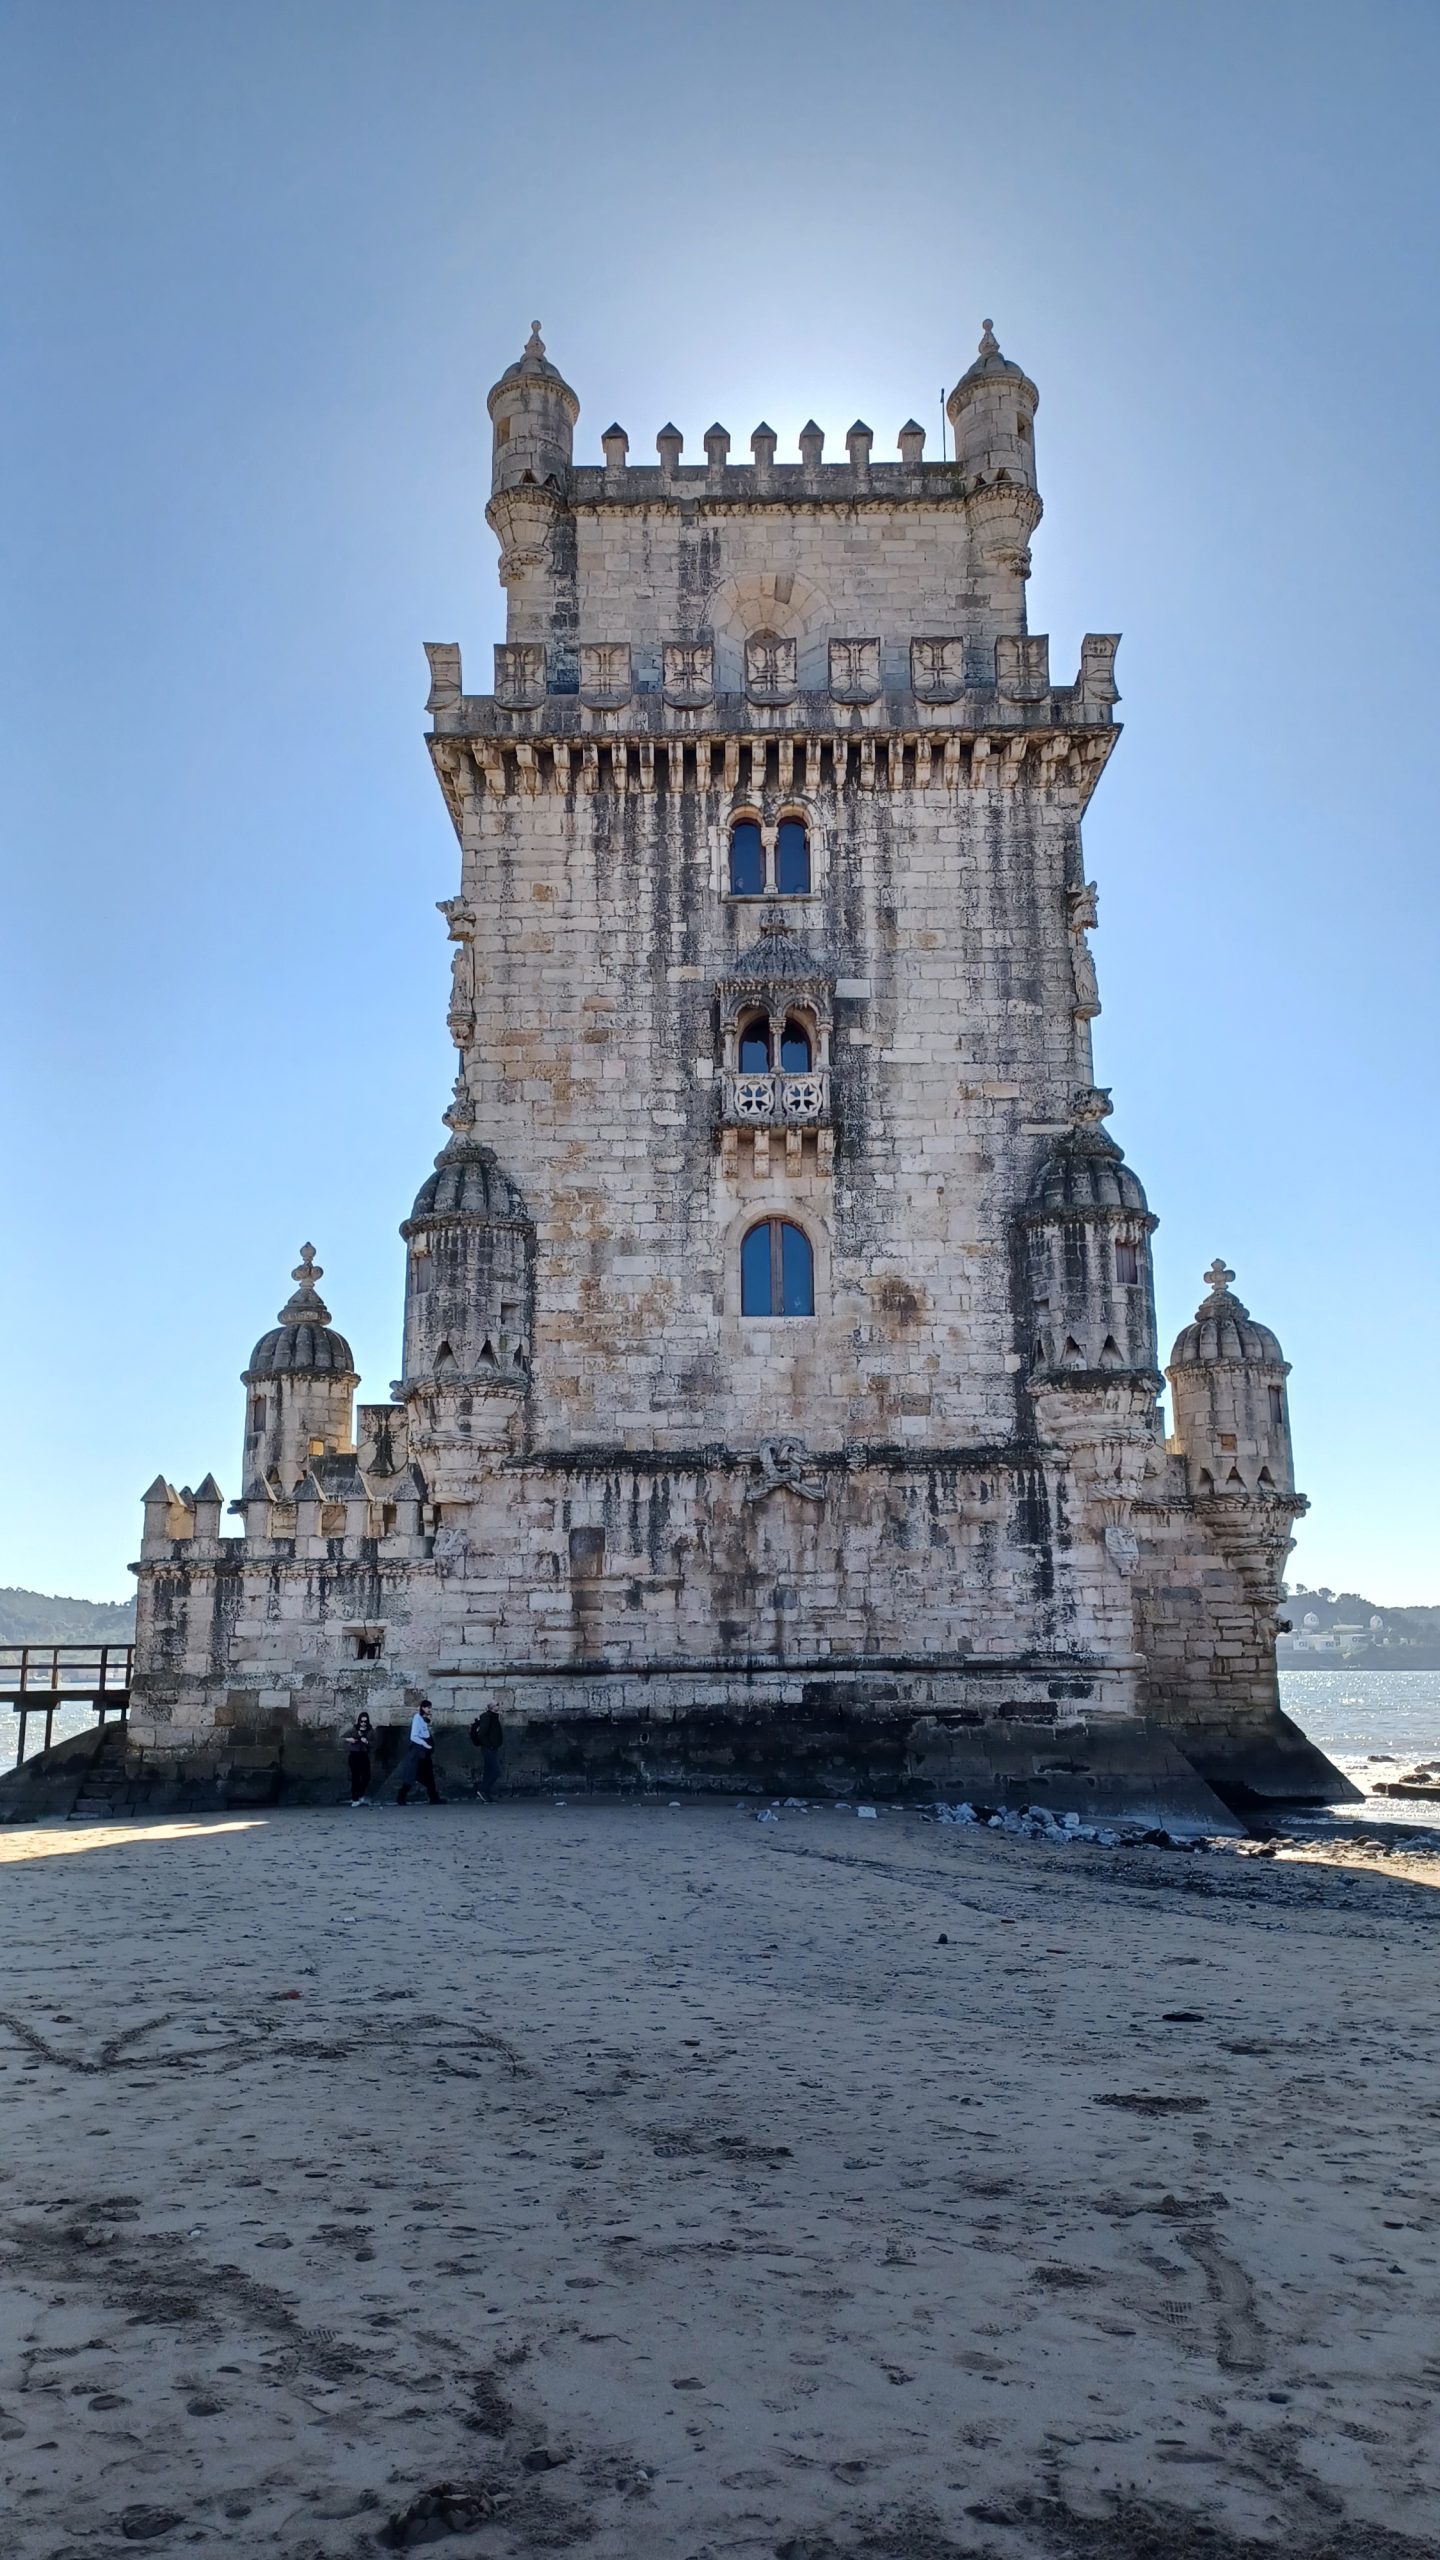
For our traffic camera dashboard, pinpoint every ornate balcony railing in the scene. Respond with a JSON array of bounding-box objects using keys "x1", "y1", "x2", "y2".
[{"x1": 719, "y1": 1069, "x2": 830, "y2": 1127}]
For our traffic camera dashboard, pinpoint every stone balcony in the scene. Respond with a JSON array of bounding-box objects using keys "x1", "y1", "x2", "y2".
[{"x1": 720, "y1": 1068, "x2": 829, "y2": 1127}]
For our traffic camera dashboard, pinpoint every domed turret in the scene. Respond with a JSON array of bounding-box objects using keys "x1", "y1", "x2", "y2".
[
  {"x1": 1167, "y1": 1262, "x2": 1295, "y2": 1497},
  {"x1": 1018, "y1": 1092, "x2": 1159, "y2": 1381},
  {"x1": 947, "y1": 320, "x2": 1042, "y2": 641},
  {"x1": 485, "y1": 323, "x2": 578, "y2": 649},
  {"x1": 946, "y1": 318, "x2": 1039, "y2": 491},
  {"x1": 487, "y1": 320, "x2": 579, "y2": 498},
  {"x1": 240, "y1": 1246, "x2": 358, "y2": 1488},
  {"x1": 398, "y1": 1101, "x2": 535, "y2": 1486}
]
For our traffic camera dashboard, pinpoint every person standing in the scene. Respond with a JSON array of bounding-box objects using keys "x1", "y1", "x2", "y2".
[
  {"x1": 396, "y1": 1699, "x2": 440, "y2": 1805},
  {"x1": 344, "y1": 1709, "x2": 374, "y2": 1806},
  {"x1": 470, "y1": 1706, "x2": 504, "y2": 1803}
]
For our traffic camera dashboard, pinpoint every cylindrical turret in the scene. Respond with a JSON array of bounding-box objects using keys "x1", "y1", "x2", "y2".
[
  {"x1": 486, "y1": 321, "x2": 579, "y2": 497},
  {"x1": 240, "y1": 1245, "x2": 358, "y2": 1490},
  {"x1": 949, "y1": 321, "x2": 1042, "y2": 640},
  {"x1": 946, "y1": 318, "x2": 1039, "y2": 490},
  {"x1": 1167, "y1": 1262, "x2": 1295, "y2": 1497},
  {"x1": 1019, "y1": 1092, "x2": 1159, "y2": 1382},
  {"x1": 398, "y1": 1118, "x2": 534, "y2": 1491}
]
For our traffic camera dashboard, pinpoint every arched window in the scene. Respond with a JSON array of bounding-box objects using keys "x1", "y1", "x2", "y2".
[
  {"x1": 729, "y1": 819, "x2": 764, "y2": 895},
  {"x1": 737, "y1": 1012, "x2": 771, "y2": 1072},
  {"x1": 775, "y1": 816, "x2": 810, "y2": 895},
  {"x1": 779, "y1": 1015, "x2": 812, "y2": 1072},
  {"x1": 741, "y1": 1219, "x2": 814, "y2": 1317}
]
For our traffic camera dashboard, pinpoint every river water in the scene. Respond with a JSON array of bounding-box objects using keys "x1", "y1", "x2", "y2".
[{"x1": 1278, "y1": 1668, "x2": 1440, "y2": 1831}]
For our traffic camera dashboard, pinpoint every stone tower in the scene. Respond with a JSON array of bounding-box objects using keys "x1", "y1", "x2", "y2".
[{"x1": 119, "y1": 323, "x2": 1351, "y2": 1821}]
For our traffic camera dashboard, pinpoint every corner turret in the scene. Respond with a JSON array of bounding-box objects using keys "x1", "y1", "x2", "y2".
[
  {"x1": 240, "y1": 1244, "x2": 358, "y2": 1490},
  {"x1": 398, "y1": 1085, "x2": 534, "y2": 1495},
  {"x1": 947, "y1": 320, "x2": 1041, "y2": 637},
  {"x1": 1019, "y1": 1091, "x2": 1159, "y2": 1383},
  {"x1": 1167, "y1": 1261, "x2": 1295, "y2": 1499},
  {"x1": 1019, "y1": 1091, "x2": 1163, "y2": 1573},
  {"x1": 486, "y1": 320, "x2": 579, "y2": 498},
  {"x1": 485, "y1": 323, "x2": 580, "y2": 662}
]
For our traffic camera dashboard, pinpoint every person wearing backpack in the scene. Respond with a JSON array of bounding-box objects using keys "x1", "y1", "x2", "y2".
[{"x1": 470, "y1": 1706, "x2": 504, "y2": 1803}]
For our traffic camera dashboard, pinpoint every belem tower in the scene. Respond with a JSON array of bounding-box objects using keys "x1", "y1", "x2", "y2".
[{"x1": 127, "y1": 322, "x2": 1349, "y2": 1818}]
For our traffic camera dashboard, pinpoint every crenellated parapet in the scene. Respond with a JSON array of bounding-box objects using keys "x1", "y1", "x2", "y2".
[{"x1": 425, "y1": 631, "x2": 1120, "y2": 737}]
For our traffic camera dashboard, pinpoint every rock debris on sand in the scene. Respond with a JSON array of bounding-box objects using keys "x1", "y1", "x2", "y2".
[{"x1": 0, "y1": 1804, "x2": 1438, "y2": 2558}]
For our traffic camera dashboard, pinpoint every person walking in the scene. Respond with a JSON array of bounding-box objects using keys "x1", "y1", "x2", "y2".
[
  {"x1": 344, "y1": 1709, "x2": 374, "y2": 1806},
  {"x1": 470, "y1": 1706, "x2": 504, "y2": 1802},
  {"x1": 396, "y1": 1699, "x2": 440, "y2": 1805}
]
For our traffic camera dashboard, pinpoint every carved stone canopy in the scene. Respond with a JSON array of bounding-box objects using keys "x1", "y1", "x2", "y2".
[{"x1": 718, "y1": 914, "x2": 833, "y2": 1030}]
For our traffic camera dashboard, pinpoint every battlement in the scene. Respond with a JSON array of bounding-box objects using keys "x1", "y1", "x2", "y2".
[
  {"x1": 425, "y1": 634, "x2": 1120, "y2": 734},
  {"x1": 569, "y1": 456, "x2": 1017, "y2": 507}
]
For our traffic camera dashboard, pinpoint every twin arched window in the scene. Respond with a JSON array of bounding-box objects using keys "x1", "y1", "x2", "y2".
[
  {"x1": 729, "y1": 816, "x2": 810, "y2": 897},
  {"x1": 737, "y1": 1013, "x2": 813, "y2": 1074},
  {"x1": 741, "y1": 1218, "x2": 814, "y2": 1317}
]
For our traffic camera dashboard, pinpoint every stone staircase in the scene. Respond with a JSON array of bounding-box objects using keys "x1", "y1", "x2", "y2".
[{"x1": 68, "y1": 1723, "x2": 133, "y2": 1821}]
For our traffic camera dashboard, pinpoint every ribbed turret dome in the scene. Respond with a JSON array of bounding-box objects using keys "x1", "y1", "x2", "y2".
[
  {"x1": 1027, "y1": 1095, "x2": 1150, "y2": 1216},
  {"x1": 1169, "y1": 1263, "x2": 1284, "y2": 1369},
  {"x1": 949, "y1": 318, "x2": 1038, "y2": 407},
  {"x1": 486, "y1": 321, "x2": 578, "y2": 418},
  {"x1": 243, "y1": 1246, "x2": 355, "y2": 1381},
  {"x1": 404, "y1": 1135, "x2": 529, "y2": 1229}
]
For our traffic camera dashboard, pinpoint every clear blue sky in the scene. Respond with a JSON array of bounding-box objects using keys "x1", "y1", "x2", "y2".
[{"x1": 3, "y1": 0, "x2": 1437, "y2": 1606}]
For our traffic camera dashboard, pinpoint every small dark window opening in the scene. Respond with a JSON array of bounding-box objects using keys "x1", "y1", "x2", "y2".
[
  {"x1": 741, "y1": 1219, "x2": 814, "y2": 1317},
  {"x1": 738, "y1": 1014, "x2": 772, "y2": 1072},
  {"x1": 729, "y1": 819, "x2": 764, "y2": 894},
  {"x1": 1268, "y1": 1385, "x2": 1284, "y2": 1427},
  {"x1": 352, "y1": 1631, "x2": 383, "y2": 1661},
  {"x1": 775, "y1": 817, "x2": 810, "y2": 894},
  {"x1": 251, "y1": 1397, "x2": 266, "y2": 1434},
  {"x1": 779, "y1": 1016, "x2": 812, "y2": 1072},
  {"x1": 1114, "y1": 1238, "x2": 1140, "y2": 1286}
]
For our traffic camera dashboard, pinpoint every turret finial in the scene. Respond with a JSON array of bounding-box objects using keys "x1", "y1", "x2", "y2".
[
  {"x1": 442, "y1": 1069, "x2": 477, "y2": 1136},
  {"x1": 1203, "y1": 1258, "x2": 1236, "y2": 1297},
  {"x1": 277, "y1": 1243, "x2": 331, "y2": 1327},
  {"x1": 525, "y1": 320, "x2": 545, "y2": 360},
  {"x1": 979, "y1": 317, "x2": 1000, "y2": 358}
]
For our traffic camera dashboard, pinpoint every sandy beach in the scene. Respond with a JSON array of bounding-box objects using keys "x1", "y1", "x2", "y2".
[{"x1": 1, "y1": 1802, "x2": 1438, "y2": 2560}]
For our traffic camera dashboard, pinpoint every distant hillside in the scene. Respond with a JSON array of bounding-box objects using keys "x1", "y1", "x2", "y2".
[
  {"x1": 0, "y1": 1587, "x2": 136, "y2": 1644},
  {"x1": 1281, "y1": 1585, "x2": 1440, "y2": 1666}
]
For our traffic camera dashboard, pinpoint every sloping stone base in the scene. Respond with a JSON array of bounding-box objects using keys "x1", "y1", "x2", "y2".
[
  {"x1": 1167, "y1": 1707, "x2": 1363, "y2": 1811},
  {"x1": 2, "y1": 1706, "x2": 1248, "y2": 1834}
]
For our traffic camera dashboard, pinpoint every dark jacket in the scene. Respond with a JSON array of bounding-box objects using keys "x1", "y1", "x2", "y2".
[{"x1": 471, "y1": 1711, "x2": 503, "y2": 1752}]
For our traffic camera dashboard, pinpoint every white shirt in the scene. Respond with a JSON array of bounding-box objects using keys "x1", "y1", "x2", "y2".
[{"x1": 410, "y1": 1712, "x2": 432, "y2": 1749}]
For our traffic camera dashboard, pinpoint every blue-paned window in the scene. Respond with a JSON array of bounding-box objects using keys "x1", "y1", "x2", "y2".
[
  {"x1": 729, "y1": 820, "x2": 764, "y2": 894},
  {"x1": 775, "y1": 817, "x2": 810, "y2": 894},
  {"x1": 741, "y1": 1219, "x2": 815, "y2": 1317}
]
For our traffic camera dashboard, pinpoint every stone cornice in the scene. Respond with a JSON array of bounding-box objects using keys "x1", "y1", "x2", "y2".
[{"x1": 426, "y1": 720, "x2": 1120, "y2": 835}]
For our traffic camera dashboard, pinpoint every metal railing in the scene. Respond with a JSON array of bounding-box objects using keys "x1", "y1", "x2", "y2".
[{"x1": 0, "y1": 1645, "x2": 133, "y2": 1765}]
